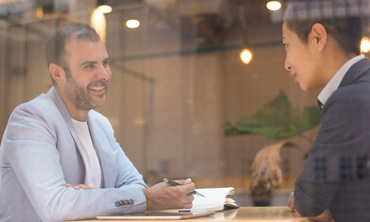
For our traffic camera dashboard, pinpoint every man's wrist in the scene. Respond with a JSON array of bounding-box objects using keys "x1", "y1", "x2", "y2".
[{"x1": 142, "y1": 188, "x2": 151, "y2": 210}]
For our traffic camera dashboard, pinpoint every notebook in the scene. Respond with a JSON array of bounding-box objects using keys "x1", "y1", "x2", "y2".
[{"x1": 154, "y1": 187, "x2": 239, "y2": 213}]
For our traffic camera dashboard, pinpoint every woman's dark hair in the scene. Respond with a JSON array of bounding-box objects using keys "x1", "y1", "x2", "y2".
[{"x1": 284, "y1": 0, "x2": 363, "y2": 55}]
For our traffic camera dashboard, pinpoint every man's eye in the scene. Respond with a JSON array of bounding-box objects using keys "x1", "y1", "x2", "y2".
[{"x1": 85, "y1": 64, "x2": 94, "y2": 68}]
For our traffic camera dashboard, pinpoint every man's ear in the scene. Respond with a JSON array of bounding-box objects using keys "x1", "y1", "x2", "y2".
[
  {"x1": 310, "y1": 23, "x2": 327, "y2": 52},
  {"x1": 49, "y1": 63, "x2": 65, "y2": 84}
]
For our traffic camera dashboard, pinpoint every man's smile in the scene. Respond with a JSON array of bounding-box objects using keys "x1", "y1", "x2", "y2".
[
  {"x1": 89, "y1": 86, "x2": 105, "y2": 91},
  {"x1": 87, "y1": 80, "x2": 109, "y2": 95}
]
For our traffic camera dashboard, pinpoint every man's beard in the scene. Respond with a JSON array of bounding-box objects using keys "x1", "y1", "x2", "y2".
[{"x1": 64, "y1": 68, "x2": 109, "y2": 110}]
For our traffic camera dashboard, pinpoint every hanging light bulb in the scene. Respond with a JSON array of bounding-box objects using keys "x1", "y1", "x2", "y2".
[
  {"x1": 266, "y1": 1, "x2": 281, "y2": 11},
  {"x1": 97, "y1": 5, "x2": 112, "y2": 13},
  {"x1": 361, "y1": 37, "x2": 370, "y2": 53},
  {"x1": 36, "y1": 6, "x2": 43, "y2": 18},
  {"x1": 240, "y1": 49, "x2": 253, "y2": 64},
  {"x1": 126, "y1": 19, "x2": 140, "y2": 28}
]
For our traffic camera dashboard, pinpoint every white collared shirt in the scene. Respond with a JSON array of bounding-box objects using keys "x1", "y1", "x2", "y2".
[
  {"x1": 71, "y1": 118, "x2": 102, "y2": 189},
  {"x1": 318, "y1": 54, "x2": 365, "y2": 105}
]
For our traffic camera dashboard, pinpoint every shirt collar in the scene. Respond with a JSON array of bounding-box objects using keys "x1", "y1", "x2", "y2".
[{"x1": 318, "y1": 54, "x2": 365, "y2": 105}]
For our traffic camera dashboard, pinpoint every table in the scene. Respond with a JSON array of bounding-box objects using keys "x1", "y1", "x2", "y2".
[{"x1": 67, "y1": 207, "x2": 309, "y2": 222}]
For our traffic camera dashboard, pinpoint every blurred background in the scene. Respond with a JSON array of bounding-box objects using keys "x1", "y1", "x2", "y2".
[{"x1": 1, "y1": 0, "x2": 369, "y2": 206}]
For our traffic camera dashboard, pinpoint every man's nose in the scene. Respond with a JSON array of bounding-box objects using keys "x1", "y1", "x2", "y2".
[{"x1": 98, "y1": 65, "x2": 110, "y2": 80}]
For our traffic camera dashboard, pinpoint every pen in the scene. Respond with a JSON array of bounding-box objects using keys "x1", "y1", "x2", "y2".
[{"x1": 163, "y1": 178, "x2": 205, "y2": 198}]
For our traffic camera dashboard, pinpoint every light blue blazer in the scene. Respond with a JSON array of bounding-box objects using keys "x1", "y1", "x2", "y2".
[{"x1": 0, "y1": 87, "x2": 148, "y2": 222}]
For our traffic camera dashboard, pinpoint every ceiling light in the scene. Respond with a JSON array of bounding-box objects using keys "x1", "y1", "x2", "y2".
[
  {"x1": 97, "y1": 5, "x2": 112, "y2": 14},
  {"x1": 36, "y1": 6, "x2": 43, "y2": 18},
  {"x1": 267, "y1": 1, "x2": 281, "y2": 11},
  {"x1": 361, "y1": 37, "x2": 370, "y2": 53},
  {"x1": 240, "y1": 49, "x2": 253, "y2": 64},
  {"x1": 126, "y1": 19, "x2": 140, "y2": 28}
]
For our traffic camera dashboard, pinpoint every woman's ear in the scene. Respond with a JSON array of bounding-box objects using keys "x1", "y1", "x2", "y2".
[
  {"x1": 310, "y1": 23, "x2": 328, "y2": 52},
  {"x1": 49, "y1": 63, "x2": 65, "y2": 84}
]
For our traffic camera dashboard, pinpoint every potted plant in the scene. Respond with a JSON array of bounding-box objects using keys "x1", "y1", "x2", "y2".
[{"x1": 225, "y1": 91, "x2": 321, "y2": 206}]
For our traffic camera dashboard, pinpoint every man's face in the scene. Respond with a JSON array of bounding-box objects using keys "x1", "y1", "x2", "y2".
[
  {"x1": 282, "y1": 23, "x2": 323, "y2": 91},
  {"x1": 62, "y1": 39, "x2": 111, "y2": 110}
]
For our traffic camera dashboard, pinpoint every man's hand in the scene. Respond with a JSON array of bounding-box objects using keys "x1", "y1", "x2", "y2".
[
  {"x1": 66, "y1": 184, "x2": 95, "y2": 190},
  {"x1": 143, "y1": 178, "x2": 195, "y2": 211}
]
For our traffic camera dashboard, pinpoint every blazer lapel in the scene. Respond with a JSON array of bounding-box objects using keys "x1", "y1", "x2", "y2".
[
  {"x1": 47, "y1": 87, "x2": 88, "y2": 182},
  {"x1": 87, "y1": 115, "x2": 117, "y2": 188},
  {"x1": 47, "y1": 86, "x2": 116, "y2": 188}
]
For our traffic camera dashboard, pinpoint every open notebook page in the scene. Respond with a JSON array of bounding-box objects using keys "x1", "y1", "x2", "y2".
[{"x1": 192, "y1": 187, "x2": 235, "y2": 209}]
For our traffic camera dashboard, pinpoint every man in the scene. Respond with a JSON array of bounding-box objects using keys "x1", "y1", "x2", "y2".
[
  {"x1": 0, "y1": 22, "x2": 194, "y2": 222},
  {"x1": 283, "y1": 1, "x2": 370, "y2": 222}
]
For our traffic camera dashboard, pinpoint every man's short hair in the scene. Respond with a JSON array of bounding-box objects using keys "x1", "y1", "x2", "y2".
[
  {"x1": 46, "y1": 22, "x2": 101, "y2": 84},
  {"x1": 284, "y1": 0, "x2": 365, "y2": 55}
]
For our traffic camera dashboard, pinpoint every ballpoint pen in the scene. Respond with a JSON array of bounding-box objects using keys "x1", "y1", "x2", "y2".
[{"x1": 163, "y1": 178, "x2": 205, "y2": 198}]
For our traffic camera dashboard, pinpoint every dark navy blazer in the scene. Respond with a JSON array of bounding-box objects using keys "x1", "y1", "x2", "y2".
[{"x1": 294, "y1": 58, "x2": 370, "y2": 222}]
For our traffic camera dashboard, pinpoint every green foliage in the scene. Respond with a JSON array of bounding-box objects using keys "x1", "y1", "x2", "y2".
[{"x1": 225, "y1": 91, "x2": 321, "y2": 140}]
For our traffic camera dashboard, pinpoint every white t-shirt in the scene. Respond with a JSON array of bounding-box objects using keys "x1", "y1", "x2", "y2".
[{"x1": 71, "y1": 118, "x2": 102, "y2": 188}]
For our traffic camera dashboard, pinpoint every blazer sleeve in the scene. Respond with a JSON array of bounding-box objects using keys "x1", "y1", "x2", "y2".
[
  {"x1": 2, "y1": 103, "x2": 147, "y2": 222},
  {"x1": 294, "y1": 89, "x2": 370, "y2": 217}
]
